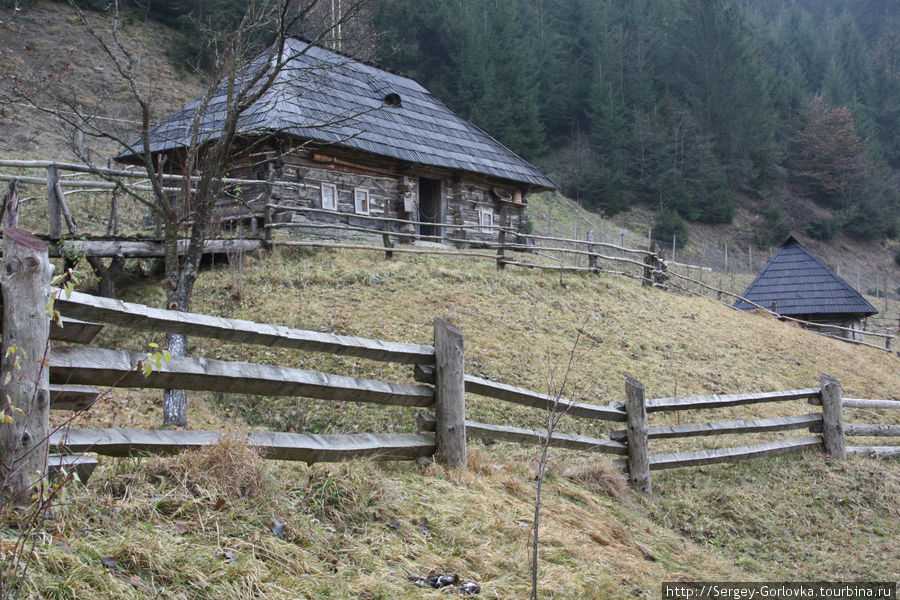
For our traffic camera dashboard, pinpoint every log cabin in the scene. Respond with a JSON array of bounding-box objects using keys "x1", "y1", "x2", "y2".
[{"x1": 116, "y1": 39, "x2": 556, "y2": 244}]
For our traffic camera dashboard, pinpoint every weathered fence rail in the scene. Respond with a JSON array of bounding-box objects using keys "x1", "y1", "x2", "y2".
[
  {"x1": 2, "y1": 162, "x2": 894, "y2": 351},
  {"x1": 50, "y1": 429, "x2": 435, "y2": 463},
  {"x1": 56, "y1": 289, "x2": 434, "y2": 364}
]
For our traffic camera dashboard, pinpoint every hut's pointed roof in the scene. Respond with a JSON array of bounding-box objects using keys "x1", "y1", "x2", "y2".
[
  {"x1": 116, "y1": 39, "x2": 556, "y2": 190},
  {"x1": 734, "y1": 235, "x2": 877, "y2": 317}
]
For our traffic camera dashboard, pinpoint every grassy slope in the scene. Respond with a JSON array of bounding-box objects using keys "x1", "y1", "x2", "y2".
[
  {"x1": 10, "y1": 246, "x2": 896, "y2": 599},
  {"x1": 1, "y1": 4, "x2": 897, "y2": 596}
]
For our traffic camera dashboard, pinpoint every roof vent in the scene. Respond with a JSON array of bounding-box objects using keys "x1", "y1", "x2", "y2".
[{"x1": 383, "y1": 92, "x2": 402, "y2": 107}]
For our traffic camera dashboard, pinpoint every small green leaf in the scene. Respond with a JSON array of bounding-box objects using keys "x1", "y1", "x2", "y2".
[
  {"x1": 148, "y1": 342, "x2": 159, "y2": 349},
  {"x1": 141, "y1": 361, "x2": 152, "y2": 377},
  {"x1": 3, "y1": 371, "x2": 10, "y2": 385}
]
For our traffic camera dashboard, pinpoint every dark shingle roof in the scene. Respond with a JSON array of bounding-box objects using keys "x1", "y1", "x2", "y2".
[
  {"x1": 118, "y1": 39, "x2": 556, "y2": 190},
  {"x1": 733, "y1": 236, "x2": 877, "y2": 317}
]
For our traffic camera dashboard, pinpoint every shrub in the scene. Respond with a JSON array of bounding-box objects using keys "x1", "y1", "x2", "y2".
[
  {"x1": 654, "y1": 209, "x2": 689, "y2": 248},
  {"x1": 755, "y1": 203, "x2": 791, "y2": 249},
  {"x1": 805, "y1": 218, "x2": 837, "y2": 241}
]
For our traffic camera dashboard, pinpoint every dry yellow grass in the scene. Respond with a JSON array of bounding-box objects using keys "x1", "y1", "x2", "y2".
[{"x1": 14, "y1": 244, "x2": 900, "y2": 598}]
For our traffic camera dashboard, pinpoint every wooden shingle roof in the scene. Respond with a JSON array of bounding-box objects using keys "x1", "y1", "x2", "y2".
[
  {"x1": 118, "y1": 39, "x2": 556, "y2": 190},
  {"x1": 734, "y1": 236, "x2": 877, "y2": 317}
]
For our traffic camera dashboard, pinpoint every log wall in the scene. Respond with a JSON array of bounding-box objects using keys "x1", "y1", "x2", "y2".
[{"x1": 225, "y1": 147, "x2": 528, "y2": 243}]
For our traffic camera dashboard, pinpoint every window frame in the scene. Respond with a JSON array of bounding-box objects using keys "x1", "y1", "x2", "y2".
[
  {"x1": 320, "y1": 183, "x2": 338, "y2": 211},
  {"x1": 354, "y1": 187, "x2": 370, "y2": 215},
  {"x1": 478, "y1": 206, "x2": 494, "y2": 233}
]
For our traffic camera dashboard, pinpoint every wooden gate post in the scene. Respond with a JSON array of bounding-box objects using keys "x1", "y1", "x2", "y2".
[
  {"x1": 496, "y1": 227, "x2": 506, "y2": 270},
  {"x1": 587, "y1": 231, "x2": 597, "y2": 270},
  {"x1": 624, "y1": 377, "x2": 651, "y2": 493},
  {"x1": 820, "y1": 374, "x2": 845, "y2": 459},
  {"x1": 433, "y1": 317, "x2": 466, "y2": 470},
  {"x1": 1, "y1": 222, "x2": 53, "y2": 502},
  {"x1": 46, "y1": 165, "x2": 61, "y2": 238}
]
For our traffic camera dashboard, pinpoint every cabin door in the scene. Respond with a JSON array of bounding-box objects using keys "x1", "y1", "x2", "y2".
[{"x1": 418, "y1": 177, "x2": 443, "y2": 239}]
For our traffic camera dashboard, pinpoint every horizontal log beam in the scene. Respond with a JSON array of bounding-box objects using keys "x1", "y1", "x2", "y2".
[
  {"x1": 45, "y1": 238, "x2": 265, "y2": 259},
  {"x1": 273, "y1": 240, "x2": 498, "y2": 260},
  {"x1": 50, "y1": 428, "x2": 436, "y2": 463},
  {"x1": 841, "y1": 398, "x2": 900, "y2": 410},
  {"x1": 50, "y1": 317, "x2": 104, "y2": 344},
  {"x1": 624, "y1": 389, "x2": 823, "y2": 413},
  {"x1": 616, "y1": 437, "x2": 822, "y2": 471},
  {"x1": 609, "y1": 413, "x2": 824, "y2": 441},
  {"x1": 49, "y1": 346, "x2": 435, "y2": 407},
  {"x1": 48, "y1": 453, "x2": 99, "y2": 483},
  {"x1": 55, "y1": 290, "x2": 434, "y2": 364},
  {"x1": 846, "y1": 446, "x2": 900, "y2": 458},
  {"x1": 415, "y1": 413, "x2": 627, "y2": 455},
  {"x1": 414, "y1": 364, "x2": 626, "y2": 423},
  {"x1": 647, "y1": 437, "x2": 822, "y2": 470},
  {"x1": 49, "y1": 384, "x2": 107, "y2": 411},
  {"x1": 844, "y1": 423, "x2": 900, "y2": 437}
]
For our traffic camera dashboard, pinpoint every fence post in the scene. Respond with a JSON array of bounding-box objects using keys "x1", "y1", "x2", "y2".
[
  {"x1": 587, "y1": 230, "x2": 597, "y2": 270},
  {"x1": 820, "y1": 374, "x2": 845, "y2": 459},
  {"x1": 496, "y1": 227, "x2": 506, "y2": 270},
  {"x1": 1, "y1": 215, "x2": 53, "y2": 502},
  {"x1": 46, "y1": 165, "x2": 61, "y2": 238},
  {"x1": 433, "y1": 317, "x2": 467, "y2": 470},
  {"x1": 624, "y1": 377, "x2": 651, "y2": 493}
]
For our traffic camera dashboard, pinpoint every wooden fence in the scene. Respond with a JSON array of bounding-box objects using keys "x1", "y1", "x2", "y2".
[
  {"x1": 0, "y1": 225, "x2": 896, "y2": 495},
  {"x1": 1, "y1": 161, "x2": 895, "y2": 350}
]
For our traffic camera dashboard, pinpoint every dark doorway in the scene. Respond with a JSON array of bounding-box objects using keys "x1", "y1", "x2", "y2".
[{"x1": 418, "y1": 177, "x2": 442, "y2": 238}]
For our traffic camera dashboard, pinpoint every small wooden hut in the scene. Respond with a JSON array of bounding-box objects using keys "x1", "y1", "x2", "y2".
[
  {"x1": 734, "y1": 236, "x2": 877, "y2": 340},
  {"x1": 116, "y1": 39, "x2": 556, "y2": 243}
]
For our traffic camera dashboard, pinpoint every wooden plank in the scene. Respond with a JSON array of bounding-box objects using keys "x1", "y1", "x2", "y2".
[
  {"x1": 50, "y1": 317, "x2": 104, "y2": 344},
  {"x1": 49, "y1": 384, "x2": 107, "y2": 411},
  {"x1": 846, "y1": 446, "x2": 900, "y2": 458},
  {"x1": 49, "y1": 428, "x2": 436, "y2": 463},
  {"x1": 414, "y1": 413, "x2": 627, "y2": 455},
  {"x1": 49, "y1": 346, "x2": 435, "y2": 407},
  {"x1": 273, "y1": 240, "x2": 499, "y2": 260},
  {"x1": 55, "y1": 290, "x2": 434, "y2": 364},
  {"x1": 633, "y1": 389, "x2": 822, "y2": 413},
  {"x1": 48, "y1": 453, "x2": 99, "y2": 483},
  {"x1": 2, "y1": 226, "x2": 52, "y2": 503},
  {"x1": 433, "y1": 318, "x2": 466, "y2": 469},
  {"x1": 625, "y1": 378, "x2": 651, "y2": 492},
  {"x1": 844, "y1": 424, "x2": 900, "y2": 437},
  {"x1": 841, "y1": 398, "x2": 900, "y2": 410},
  {"x1": 46, "y1": 238, "x2": 265, "y2": 259},
  {"x1": 609, "y1": 413, "x2": 825, "y2": 441},
  {"x1": 414, "y1": 364, "x2": 626, "y2": 423},
  {"x1": 620, "y1": 437, "x2": 823, "y2": 471},
  {"x1": 820, "y1": 374, "x2": 845, "y2": 458}
]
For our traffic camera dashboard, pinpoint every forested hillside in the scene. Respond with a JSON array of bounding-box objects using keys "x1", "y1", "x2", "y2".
[
  {"x1": 372, "y1": 0, "x2": 900, "y2": 246},
  {"x1": 7, "y1": 0, "x2": 900, "y2": 247}
]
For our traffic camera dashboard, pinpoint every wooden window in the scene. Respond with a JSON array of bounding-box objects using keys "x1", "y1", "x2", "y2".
[
  {"x1": 354, "y1": 188, "x2": 370, "y2": 215},
  {"x1": 479, "y1": 207, "x2": 493, "y2": 233},
  {"x1": 321, "y1": 183, "x2": 337, "y2": 211}
]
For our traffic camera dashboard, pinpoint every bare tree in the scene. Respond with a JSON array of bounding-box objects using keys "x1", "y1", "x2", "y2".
[
  {"x1": 529, "y1": 323, "x2": 597, "y2": 600},
  {"x1": 7, "y1": 0, "x2": 371, "y2": 426}
]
